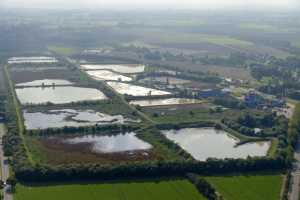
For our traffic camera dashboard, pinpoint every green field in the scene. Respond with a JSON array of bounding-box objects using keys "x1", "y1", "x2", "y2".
[
  {"x1": 48, "y1": 46, "x2": 76, "y2": 56},
  {"x1": 205, "y1": 174, "x2": 283, "y2": 200},
  {"x1": 136, "y1": 30, "x2": 253, "y2": 47},
  {"x1": 239, "y1": 23, "x2": 282, "y2": 33},
  {"x1": 15, "y1": 179, "x2": 206, "y2": 200}
]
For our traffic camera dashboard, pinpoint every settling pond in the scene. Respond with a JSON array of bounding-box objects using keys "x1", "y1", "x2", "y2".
[
  {"x1": 162, "y1": 128, "x2": 270, "y2": 161},
  {"x1": 86, "y1": 70, "x2": 132, "y2": 82},
  {"x1": 24, "y1": 109, "x2": 139, "y2": 130},
  {"x1": 8, "y1": 56, "x2": 58, "y2": 64},
  {"x1": 140, "y1": 77, "x2": 191, "y2": 85},
  {"x1": 81, "y1": 64, "x2": 145, "y2": 74},
  {"x1": 16, "y1": 79, "x2": 74, "y2": 87},
  {"x1": 130, "y1": 98, "x2": 203, "y2": 107},
  {"x1": 16, "y1": 86, "x2": 107, "y2": 105},
  {"x1": 44, "y1": 133, "x2": 152, "y2": 154},
  {"x1": 107, "y1": 82, "x2": 171, "y2": 96}
]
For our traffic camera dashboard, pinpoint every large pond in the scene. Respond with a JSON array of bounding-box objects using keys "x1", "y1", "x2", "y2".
[
  {"x1": 16, "y1": 79, "x2": 74, "y2": 87},
  {"x1": 140, "y1": 77, "x2": 191, "y2": 85},
  {"x1": 130, "y1": 98, "x2": 203, "y2": 107},
  {"x1": 16, "y1": 86, "x2": 107, "y2": 105},
  {"x1": 107, "y1": 82, "x2": 171, "y2": 96},
  {"x1": 52, "y1": 133, "x2": 152, "y2": 153},
  {"x1": 86, "y1": 70, "x2": 132, "y2": 82},
  {"x1": 81, "y1": 64, "x2": 145, "y2": 74},
  {"x1": 8, "y1": 57, "x2": 58, "y2": 64},
  {"x1": 24, "y1": 109, "x2": 139, "y2": 129},
  {"x1": 162, "y1": 128, "x2": 270, "y2": 161}
]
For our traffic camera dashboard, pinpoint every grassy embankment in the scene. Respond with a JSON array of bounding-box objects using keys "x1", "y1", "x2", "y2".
[{"x1": 3, "y1": 65, "x2": 34, "y2": 164}]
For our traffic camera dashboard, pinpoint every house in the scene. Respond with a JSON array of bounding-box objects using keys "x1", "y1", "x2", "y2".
[
  {"x1": 244, "y1": 91, "x2": 264, "y2": 107},
  {"x1": 244, "y1": 91, "x2": 285, "y2": 108},
  {"x1": 198, "y1": 89, "x2": 226, "y2": 98},
  {"x1": 0, "y1": 113, "x2": 5, "y2": 122}
]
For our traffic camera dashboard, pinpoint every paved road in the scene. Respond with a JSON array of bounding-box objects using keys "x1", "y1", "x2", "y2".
[
  {"x1": 289, "y1": 138, "x2": 300, "y2": 200},
  {"x1": 0, "y1": 123, "x2": 13, "y2": 200}
]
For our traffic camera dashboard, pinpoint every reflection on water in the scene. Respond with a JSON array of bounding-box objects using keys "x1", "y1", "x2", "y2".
[
  {"x1": 24, "y1": 109, "x2": 139, "y2": 130},
  {"x1": 86, "y1": 70, "x2": 132, "y2": 82},
  {"x1": 140, "y1": 77, "x2": 190, "y2": 85},
  {"x1": 130, "y1": 98, "x2": 202, "y2": 107},
  {"x1": 16, "y1": 86, "x2": 107, "y2": 104},
  {"x1": 8, "y1": 56, "x2": 58, "y2": 64},
  {"x1": 64, "y1": 133, "x2": 152, "y2": 153},
  {"x1": 107, "y1": 82, "x2": 171, "y2": 96},
  {"x1": 81, "y1": 64, "x2": 145, "y2": 74},
  {"x1": 16, "y1": 79, "x2": 73, "y2": 87},
  {"x1": 162, "y1": 128, "x2": 270, "y2": 161}
]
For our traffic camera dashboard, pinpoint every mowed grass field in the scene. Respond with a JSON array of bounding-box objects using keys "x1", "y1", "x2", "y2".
[
  {"x1": 48, "y1": 46, "x2": 76, "y2": 56},
  {"x1": 144, "y1": 31, "x2": 253, "y2": 46},
  {"x1": 15, "y1": 179, "x2": 206, "y2": 200},
  {"x1": 205, "y1": 174, "x2": 283, "y2": 200}
]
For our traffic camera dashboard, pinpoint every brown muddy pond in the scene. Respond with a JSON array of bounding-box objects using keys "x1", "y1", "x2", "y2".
[{"x1": 42, "y1": 133, "x2": 152, "y2": 154}]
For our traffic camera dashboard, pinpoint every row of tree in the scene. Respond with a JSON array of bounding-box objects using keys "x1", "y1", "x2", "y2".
[
  {"x1": 186, "y1": 173, "x2": 219, "y2": 200},
  {"x1": 15, "y1": 157, "x2": 287, "y2": 182}
]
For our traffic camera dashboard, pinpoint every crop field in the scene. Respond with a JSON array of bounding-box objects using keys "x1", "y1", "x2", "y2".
[
  {"x1": 15, "y1": 179, "x2": 206, "y2": 200},
  {"x1": 205, "y1": 174, "x2": 283, "y2": 200},
  {"x1": 156, "y1": 61, "x2": 254, "y2": 81}
]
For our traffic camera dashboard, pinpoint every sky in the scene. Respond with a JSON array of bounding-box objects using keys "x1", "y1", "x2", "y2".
[{"x1": 1, "y1": 0, "x2": 300, "y2": 10}]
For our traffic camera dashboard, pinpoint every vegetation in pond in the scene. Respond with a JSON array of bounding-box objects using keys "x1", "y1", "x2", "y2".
[{"x1": 23, "y1": 109, "x2": 139, "y2": 130}]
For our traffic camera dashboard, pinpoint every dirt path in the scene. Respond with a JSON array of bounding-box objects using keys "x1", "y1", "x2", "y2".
[
  {"x1": 289, "y1": 137, "x2": 300, "y2": 200},
  {"x1": 0, "y1": 123, "x2": 13, "y2": 200}
]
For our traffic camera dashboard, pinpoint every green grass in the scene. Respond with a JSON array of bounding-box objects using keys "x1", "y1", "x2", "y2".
[
  {"x1": 205, "y1": 174, "x2": 283, "y2": 200},
  {"x1": 48, "y1": 46, "x2": 76, "y2": 56},
  {"x1": 295, "y1": 41, "x2": 300, "y2": 48},
  {"x1": 146, "y1": 108, "x2": 221, "y2": 125},
  {"x1": 15, "y1": 179, "x2": 206, "y2": 200},
  {"x1": 239, "y1": 23, "x2": 282, "y2": 32},
  {"x1": 267, "y1": 139, "x2": 279, "y2": 157},
  {"x1": 139, "y1": 30, "x2": 253, "y2": 46}
]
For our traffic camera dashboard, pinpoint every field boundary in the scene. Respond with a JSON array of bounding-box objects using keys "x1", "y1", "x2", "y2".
[{"x1": 3, "y1": 65, "x2": 34, "y2": 164}]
